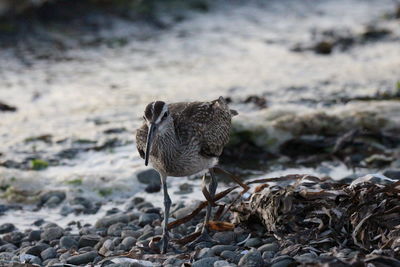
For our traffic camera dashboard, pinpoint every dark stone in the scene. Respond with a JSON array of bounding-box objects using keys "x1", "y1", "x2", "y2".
[
  {"x1": 41, "y1": 226, "x2": 64, "y2": 241},
  {"x1": 66, "y1": 251, "x2": 98, "y2": 265},
  {"x1": 28, "y1": 230, "x2": 42, "y2": 241},
  {"x1": 24, "y1": 243, "x2": 50, "y2": 257},
  {"x1": 0, "y1": 243, "x2": 17, "y2": 252},
  {"x1": 79, "y1": 234, "x2": 101, "y2": 248},
  {"x1": 40, "y1": 247, "x2": 57, "y2": 261},
  {"x1": 145, "y1": 183, "x2": 161, "y2": 193},
  {"x1": 95, "y1": 214, "x2": 131, "y2": 228},
  {"x1": 3, "y1": 231, "x2": 24, "y2": 245},
  {"x1": 192, "y1": 257, "x2": 220, "y2": 267},
  {"x1": 33, "y1": 219, "x2": 45, "y2": 226},
  {"x1": 60, "y1": 236, "x2": 78, "y2": 249},
  {"x1": 121, "y1": 237, "x2": 135, "y2": 249},
  {"x1": 210, "y1": 245, "x2": 237, "y2": 256},
  {"x1": 383, "y1": 169, "x2": 400, "y2": 180},
  {"x1": 258, "y1": 242, "x2": 279, "y2": 253},
  {"x1": 238, "y1": 250, "x2": 264, "y2": 267},
  {"x1": 314, "y1": 41, "x2": 333, "y2": 54},
  {"x1": 220, "y1": 250, "x2": 241, "y2": 264},
  {"x1": 138, "y1": 213, "x2": 160, "y2": 227},
  {"x1": 137, "y1": 169, "x2": 160, "y2": 185},
  {"x1": 0, "y1": 223, "x2": 15, "y2": 234},
  {"x1": 213, "y1": 231, "x2": 235, "y2": 245},
  {"x1": 0, "y1": 101, "x2": 17, "y2": 112},
  {"x1": 107, "y1": 223, "x2": 125, "y2": 236},
  {"x1": 39, "y1": 191, "x2": 66, "y2": 207}
]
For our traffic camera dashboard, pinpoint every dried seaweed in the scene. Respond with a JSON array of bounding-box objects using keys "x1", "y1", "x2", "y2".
[{"x1": 233, "y1": 175, "x2": 400, "y2": 264}]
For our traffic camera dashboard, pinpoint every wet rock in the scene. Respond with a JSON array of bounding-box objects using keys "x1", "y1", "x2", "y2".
[
  {"x1": 221, "y1": 250, "x2": 241, "y2": 264},
  {"x1": 214, "y1": 260, "x2": 236, "y2": 267},
  {"x1": 79, "y1": 234, "x2": 101, "y2": 248},
  {"x1": 28, "y1": 230, "x2": 42, "y2": 241},
  {"x1": 3, "y1": 231, "x2": 24, "y2": 245},
  {"x1": 245, "y1": 237, "x2": 262, "y2": 248},
  {"x1": 103, "y1": 127, "x2": 127, "y2": 134},
  {"x1": 99, "y1": 239, "x2": 114, "y2": 256},
  {"x1": 33, "y1": 219, "x2": 45, "y2": 226},
  {"x1": 107, "y1": 223, "x2": 125, "y2": 236},
  {"x1": 238, "y1": 250, "x2": 263, "y2": 267},
  {"x1": 137, "y1": 169, "x2": 160, "y2": 185},
  {"x1": 95, "y1": 214, "x2": 131, "y2": 228},
  {"x1": 173, "y1": 206, "x2": 194, "y2": 219},
  {"x1": 41, "y1": 247, "x2": 57, "y2": 261},
  {"x1": 39, "y1": 191, "x2": 66, "y2": 207},
  {"x1": 243, "y1": 95, "x2": 268, "y2": 109},
  {"x1": 60, "y1": 236, "x2": 78, "y2": 249},
  {"x1": 0, "y1": 101, "x2": 17, "y2": 112},
  {"x1": 192, "y1": 256, "x2": 220, "y2": 267},
  {"x1": 262, "y1": 251, "x2": 275, "y2": 260},
  {"x1": 383, "y1": 169, "x2": 400, "y2": 180},
  {"x1": 175, "y1": 183, "x2": 193, "y2": 194},
  {"x1": 210, "y1": 245, "x2": 237, "y2": 256},
  {"x1": 69, "y1": 196, "x2": 101, "y2": 214},
  {"x1": 0, "y1": 252, "x2": 14, "y2": 261},
  {"x1": 213, "y1": 231, "x2": 235, "y2": 245},
  {"x1": 314, "y1": 41, "x2": 333, "y2": 54},
  {"x1": 66, "y1": 251, "x2": 98, "y2": 265},
  {"x1": 41, "y1": 226, "x2": 64, "y2": 241},
  {"x1": 24, "y1": 243, "x2": 50, "y2": 257},
  {"x1": 20, "y1": 254, "x2": 42, "y2": 265},
  {"x1": 121, "y1": 236, "x2": 136, "y2": 248},
  {"x1": 138, "y1": 213, "x2": 160, "y2": 226},
  {"x1": 258, "y1": 242, "x2": 279, "y2": 253},
  {"x1": 0, "y1": 223, "x2": 15, "y2": 234},
  {"x1": 145, "y1": 183, "x2": 161, "y2": 193},
  {"x1": 271, "y1": 257, "x2": 295, "y2": 267},
  {"x1": 0, "y1": 243, "x2": 17, "y2": 252}
]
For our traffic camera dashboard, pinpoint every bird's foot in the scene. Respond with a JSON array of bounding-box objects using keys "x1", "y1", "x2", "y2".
[
  {"x1": 158, "y1": 234, "x2": 169, "y2": 254},
  {"x1": 187, "y1": 230, "x2": 217, "y2": 249}
]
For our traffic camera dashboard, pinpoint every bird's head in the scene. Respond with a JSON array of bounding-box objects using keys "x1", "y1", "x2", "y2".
[{"x1": 142, "y1": 101, "x2": 172, "y2": 166}]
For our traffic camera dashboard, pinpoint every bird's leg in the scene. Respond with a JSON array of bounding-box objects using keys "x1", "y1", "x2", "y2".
[
  {"x1": 188, "y1": 169, "x2": 218, "y2": 247},
  {"x1": 160, "y1": 174, "x2": 171, "y2": 254},
  {"x1": 202, "y1": 168, "x2": 218, "y2": 235}
]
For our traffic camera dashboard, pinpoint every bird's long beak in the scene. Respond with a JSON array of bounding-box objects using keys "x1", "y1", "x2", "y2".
[{"x1": 145, "y1": 123, "x2": 156, "y2": 166}]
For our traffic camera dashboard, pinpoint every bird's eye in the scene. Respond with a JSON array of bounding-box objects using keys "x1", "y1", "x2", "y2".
[{"x1": 162, "y1": 112, "x2": 168, "y2": 120}]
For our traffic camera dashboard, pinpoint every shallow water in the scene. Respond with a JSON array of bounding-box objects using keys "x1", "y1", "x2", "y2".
[{"x1": 0, "y1": 0, "x2": 399, "y2": 227}]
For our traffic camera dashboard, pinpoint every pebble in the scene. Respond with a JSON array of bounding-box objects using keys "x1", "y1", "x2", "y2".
[
  {"x1": 107, "y1": 222, "x2": 125, "y2": 236},
  {"x1": 214, "y1": 260, "x2": 236, "y2": 267},
  {"x1": 28, "y1": 230, "x2": 42, "y2": 241},
  {"x1": 192, "y1": 256, "x2": 220, "y2": 267},
  {"x1": 79, "y1": 234, "x2": 101, "y2": 248},
  {"x1": 24, "y1": 243, "x2": 50, "y2": 257},
  {"x1": 238, "y1": 250, "x2": 263, "y2": 267},
  {"x1": 59, "y1": 236, "x2": 78, "y2": 249},
  {"x1": 221, "y1": 250, "x2": 242, "y2": 264},
  {"x1": 20, "y1": 254, "x2": 42, "y2": 265},
  {"x1": 138, "y1": 213, "x2": 160, "y2": 226},
  {"x1": 213, "y1": 231, "x2": 236, "y2": 245},
  {"x1": 245, "y1": 238, "x2": 263, "y2": 248},
  {"x1": 0, "y1": 243, "x2": 17, "y2": 252},
  {"x1": 39, "y1": 191, "x2": 66, "y2": 207},
  {"x1": 95, "y1": 214, "x2": 131, "y2": 228},
  {"x1": 3, "y1": 231, "x2": 24, "y2": 245},
  {"x1": 211, "y1": 245, "x2": 237, "y2": 256},
  {"x1": 41, "y1": 247, "x2": 57, "y2": 261},
  {"x1": 41, "y1": 226, "x2": 64, "y2": 241},
  {"x1": 271, "y1": 259, "x2": 295, "y2": 267},
  {"x1": 0, "y1": 223, "x2": 15, "y2": 234},
  {"x1": 66, "y1": 251, "x2": 98, "y2": 265},
  {"x1": 121, "y1": 236, "x2": 136, "y2": 248},
  {"x1": 0, "y1": 252, "x2": 14, "y2": 261},
  {"x1": 258, "y1": 242, "x2": 280, "y2": 253},
  {"x1": 137, "y1": 169, "x2": 160, "y2": 185}
]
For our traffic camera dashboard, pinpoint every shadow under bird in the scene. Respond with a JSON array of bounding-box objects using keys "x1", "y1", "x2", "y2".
[{"x1": 135, "y1": 96, "x2": 238, "y2": 253}]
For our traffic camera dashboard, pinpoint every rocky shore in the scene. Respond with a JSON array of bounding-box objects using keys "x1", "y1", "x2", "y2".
[{"x1": 0, "y1": 173, "x2": 398, "y2": 267}]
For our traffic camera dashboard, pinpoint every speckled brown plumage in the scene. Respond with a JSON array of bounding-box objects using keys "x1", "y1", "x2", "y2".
[{"x1": 135, "y1": 97, "x2": 236, "y2": 177}]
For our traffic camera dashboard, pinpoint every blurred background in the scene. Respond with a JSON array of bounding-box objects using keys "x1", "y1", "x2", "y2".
[{"x1": 0, "y1": 0, "x2": 399, "y2": 228}]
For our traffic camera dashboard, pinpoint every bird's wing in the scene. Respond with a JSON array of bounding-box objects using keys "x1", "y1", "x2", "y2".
[
  {"x1": 171, "y1": 97, "x2": 233, "y2": 158},
  {"x1": 135, "y1": 123, "x2": 148, "y2": 159}
]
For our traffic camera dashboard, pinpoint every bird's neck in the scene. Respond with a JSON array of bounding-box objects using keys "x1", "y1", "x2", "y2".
[{"x1": 153, "y1": 125, "x2": 180, "y2": 157}]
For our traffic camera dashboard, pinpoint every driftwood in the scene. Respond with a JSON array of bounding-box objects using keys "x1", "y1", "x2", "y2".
[{"x1": 233, "y1": 175, "x2": 400, "y2": 264}]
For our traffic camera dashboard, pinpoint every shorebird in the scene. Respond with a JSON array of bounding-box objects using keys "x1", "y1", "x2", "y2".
[{"x1": 135, "y1": 97, "x2": 237, "y2": 253}]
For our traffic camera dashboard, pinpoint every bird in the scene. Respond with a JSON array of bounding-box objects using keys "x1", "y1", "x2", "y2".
[{"x1": 135, "y1": 96, "x2": 238, "y2": 253}]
